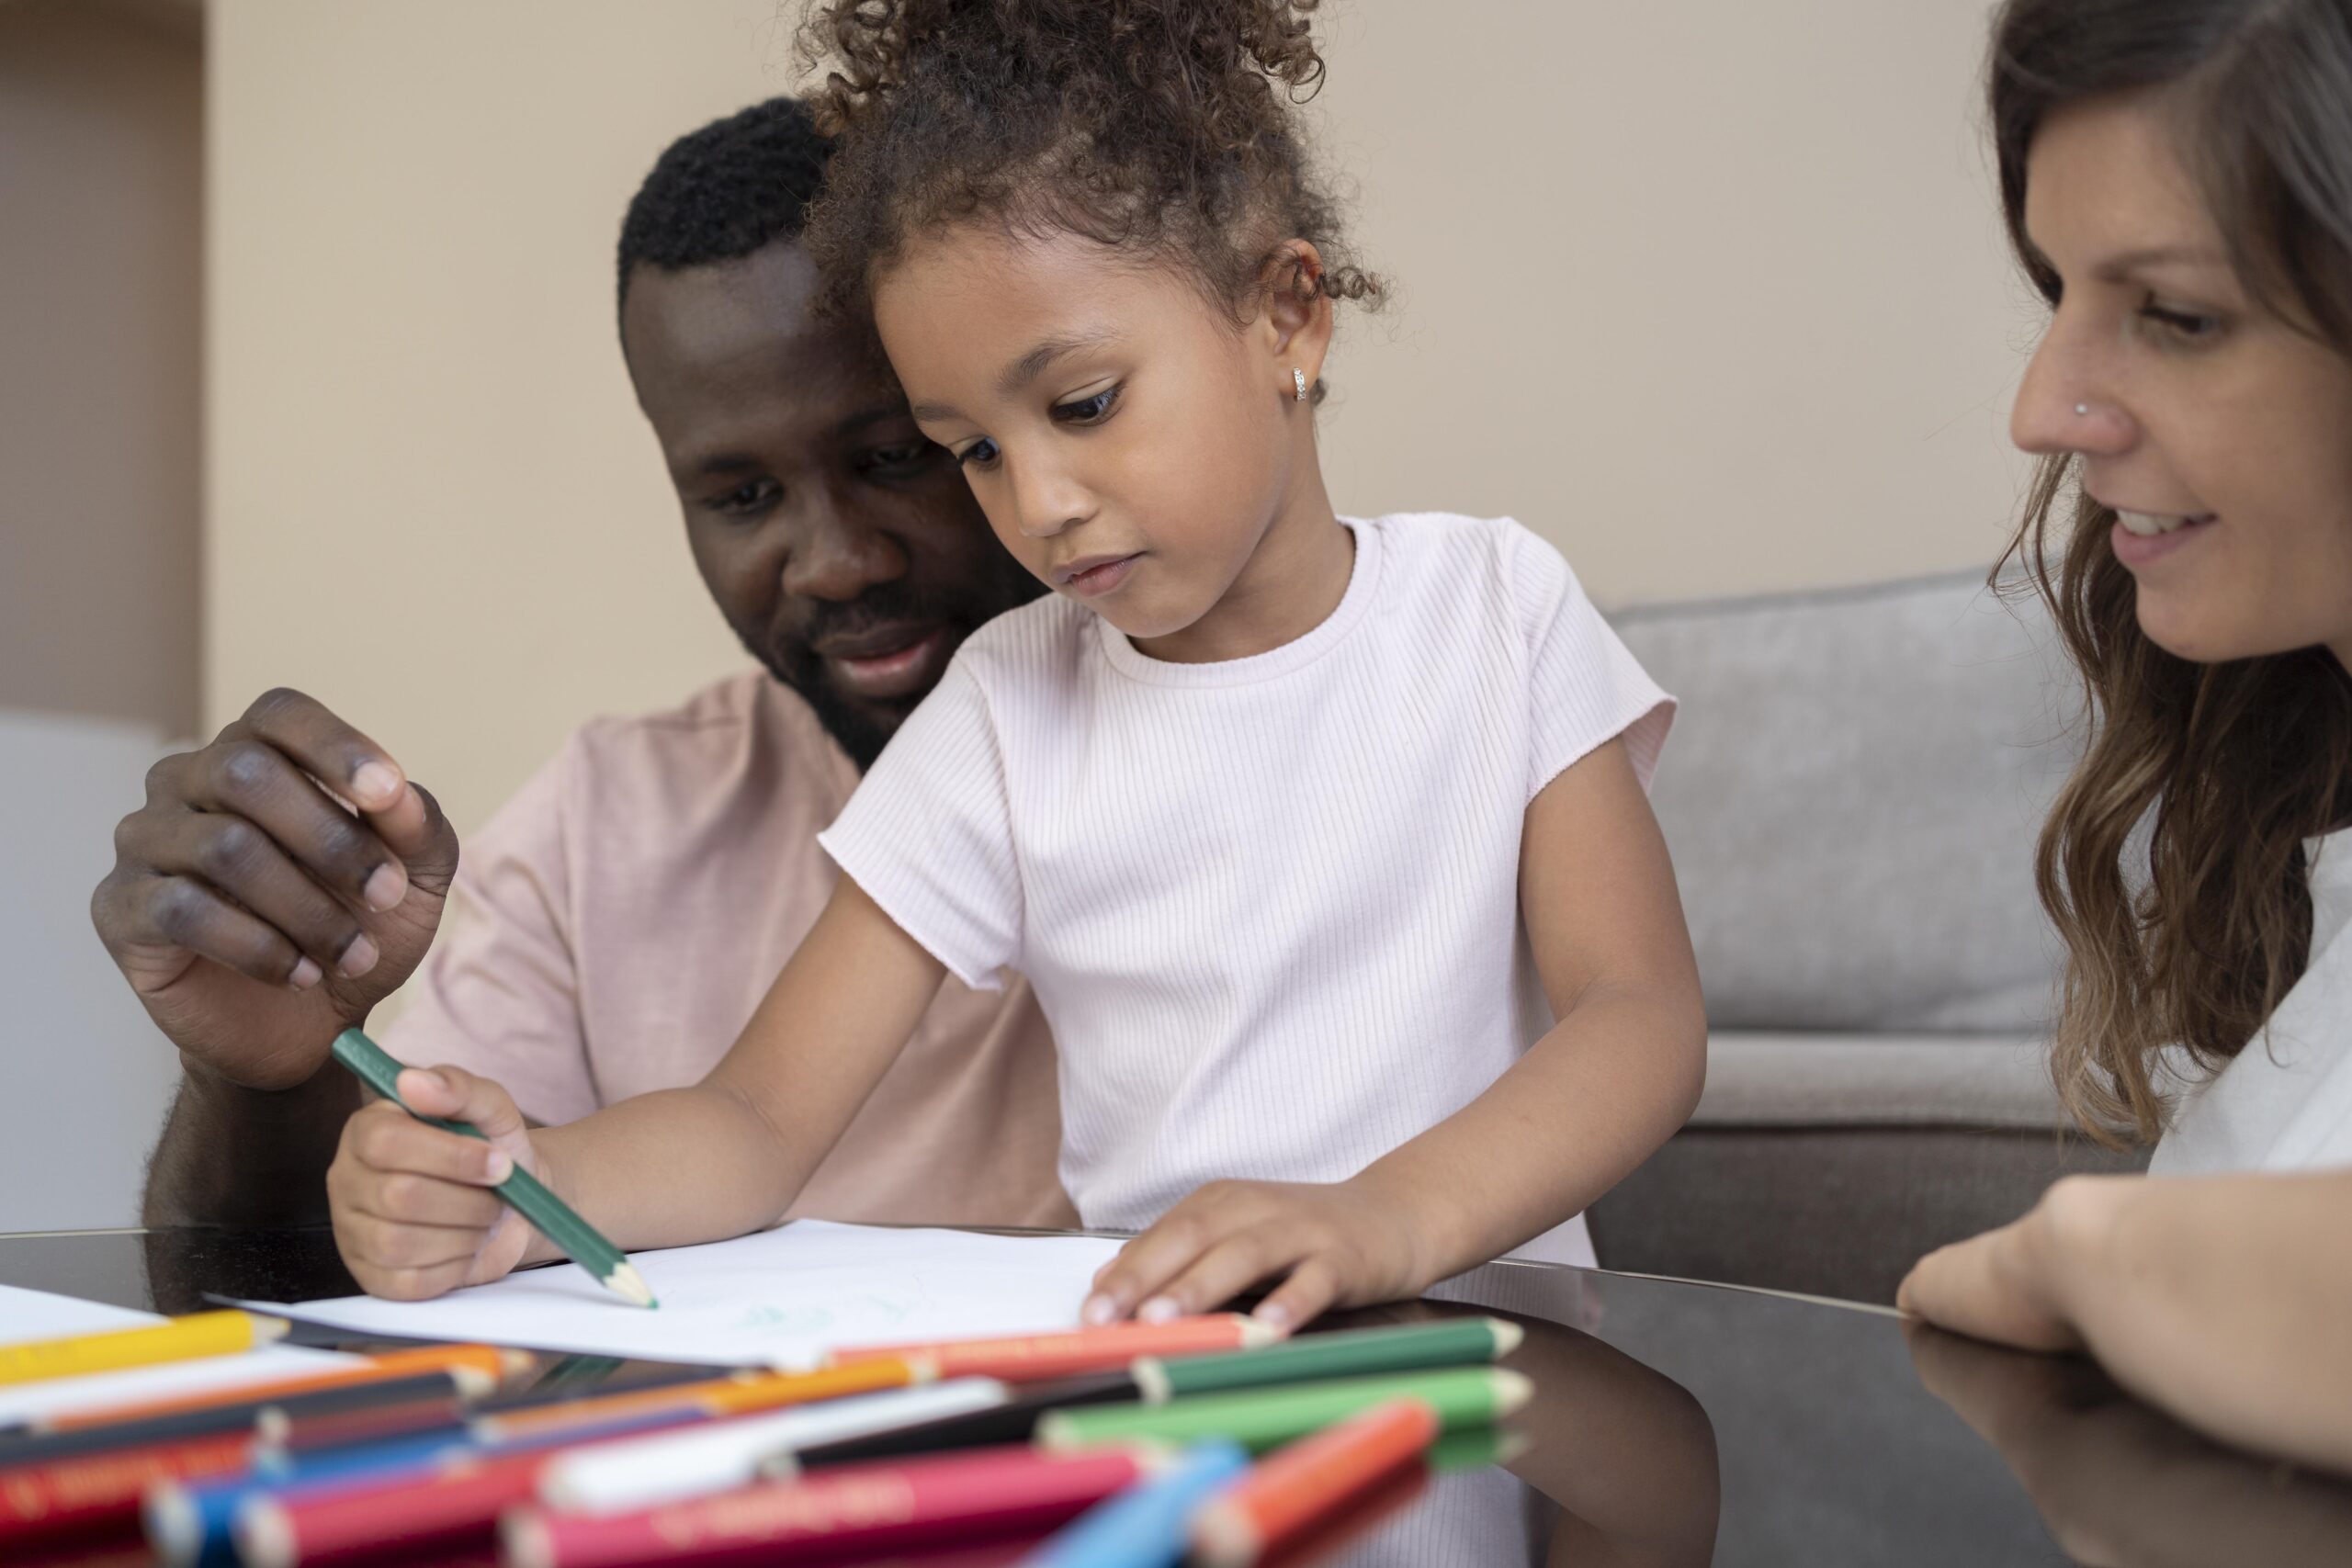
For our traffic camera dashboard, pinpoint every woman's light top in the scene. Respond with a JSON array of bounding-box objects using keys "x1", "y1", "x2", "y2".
[{"x1": 2154, "y1": 829, "x2": 2352, "y2": 1173}]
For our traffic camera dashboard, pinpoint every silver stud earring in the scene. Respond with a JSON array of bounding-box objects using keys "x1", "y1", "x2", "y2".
[
  {"x1": 1293, "y1": 367, "x2": 1308, "y2": 402},
  {"x1": 2075, "y1": 403, "x2": 2090, "y2": 416}
]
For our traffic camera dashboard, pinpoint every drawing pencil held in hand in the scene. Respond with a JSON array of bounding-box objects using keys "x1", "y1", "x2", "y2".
[{"x1": 329, "y1": 1031, "x2": 655, "y2": 1309}]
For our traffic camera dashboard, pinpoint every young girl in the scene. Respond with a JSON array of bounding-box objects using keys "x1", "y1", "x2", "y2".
[
  {"x1": 1902, "y1": 0, "x2": 2352, "y2": 1475},
  {"x1": 328, "y1": 0, "x2": 1705, "y2": 1333}
]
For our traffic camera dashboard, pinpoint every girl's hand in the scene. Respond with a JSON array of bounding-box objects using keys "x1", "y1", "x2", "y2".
[
  {"x1": 1080, "y1": 1178, "x2": 1430, "y2": 1334},
  {"x1": 326, "y1": 1064, "x2": 548, "y2": 1301},
  {"x1": 1897, "y1": 1175, "x2": 2130, "y2": 1353}
]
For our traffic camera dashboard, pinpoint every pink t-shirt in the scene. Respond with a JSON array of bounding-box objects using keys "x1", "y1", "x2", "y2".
[{"x1": 380, "y1": 671, "x2": 1076, "y2": 1229}]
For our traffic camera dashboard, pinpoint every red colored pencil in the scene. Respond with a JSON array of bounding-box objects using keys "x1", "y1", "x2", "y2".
[
  {"x1": 232, "y1": 1445, "x2": 556, "y2": 1568},
  {"x1": 0, "y1": 1429, "x2": 254, "y2": 1548},
  {"x1": 1191, "y1": 1398, "x2": 1441, "y2": 1566},
  {"x1": 501, "y1": 1445, "x2": 1159, "y2": 1568},
  {"x1": 824, "y1": 1316, "x2": 1274, "y2": 1383}
]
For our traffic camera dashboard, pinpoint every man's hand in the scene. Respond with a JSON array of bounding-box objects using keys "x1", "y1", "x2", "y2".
[
  {"x1": 1080, "y1": 1177, "x2": 1430, "y2": 1334},
  {"x1": 93, "y1": 688, "x2": 459, "y2": 1091}
]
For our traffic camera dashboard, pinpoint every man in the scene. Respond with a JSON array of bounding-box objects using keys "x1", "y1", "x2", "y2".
[{"x1": 95, "y1": 98, "x2": 1071, "y2": 1232}]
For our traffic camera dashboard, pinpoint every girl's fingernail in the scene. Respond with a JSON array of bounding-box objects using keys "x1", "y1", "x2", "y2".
[
  {"x1": 288, "y1": 957, "x2": 323, "y2": 990},
  {"x1": 397, "y1": 1067, "x2": 447, "y2": 1100},
  {"x1": 1080, "y1": 1294, "x2": 1116, "y2": 1326},
  {"x1": 338, "y1": 934, "x2": 379, "y2": 978},
  {"x1": 485, "y1": 1150, "x2": 514, "y2": 1183},
  {"x1": 1254, "y1": 1301, "x2": 1293, "y2": 1330},
  {"x1": 1137, "y1": 1296, "x2": 1181, "y2": 1324}
]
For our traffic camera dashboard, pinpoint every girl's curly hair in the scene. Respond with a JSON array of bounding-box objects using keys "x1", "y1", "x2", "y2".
[{"x1": 796, "y1": 0, "x2": 1381, "y2": 393}]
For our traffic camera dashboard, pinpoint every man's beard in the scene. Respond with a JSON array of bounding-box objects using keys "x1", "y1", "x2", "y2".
[{"x1": 734, "y1": 581, "x2": 960, "y2": 772}]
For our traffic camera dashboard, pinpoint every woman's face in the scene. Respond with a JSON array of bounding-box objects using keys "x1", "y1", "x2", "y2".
[
  {"x1": 2012, "y1": 92, "x2": 2352, "y2": 667},
  {"x1": 871, "y1": 224, "x2": 1319, "y2": 653}
]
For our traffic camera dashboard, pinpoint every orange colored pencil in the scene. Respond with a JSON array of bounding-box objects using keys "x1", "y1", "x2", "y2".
[
  {"x1": 1191, "y1": 1398, "x2": 1442, "y2": 1567},
  {"x1": 477, "y1": 1359, "x2": 922, "y2": 1444},
  {"x1": 823, "y1": 1315, "x2": 1274, "y2": 1383},
  {"x1": 41, "y1": 1345, "x2": 528, "y2": 1433}
]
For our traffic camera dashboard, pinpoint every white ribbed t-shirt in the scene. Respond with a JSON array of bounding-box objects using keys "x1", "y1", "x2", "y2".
[{"x1": 819, "y1": 513, "x2": 1675, "y2": 1262}]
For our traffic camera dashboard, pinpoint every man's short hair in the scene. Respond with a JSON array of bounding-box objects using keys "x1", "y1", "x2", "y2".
[{"x1": 616, "y1": 96, "x2": 831, "y2": 320}]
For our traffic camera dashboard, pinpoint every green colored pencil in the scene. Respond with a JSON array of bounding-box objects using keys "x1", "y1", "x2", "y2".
[
  {"x1": 1035, "y1": 1366, "x2": 1530, "y2": 1454},
  {"x1": 1132, "y1": 1316, "x2": 1521, "y2": 1403},
  {"x1": 1426, "y1": 1425, "x2": 1531, "y2": 1473},
  {"x1": 330, "y1": 1029, "x2": 656, "y2": 1309}
]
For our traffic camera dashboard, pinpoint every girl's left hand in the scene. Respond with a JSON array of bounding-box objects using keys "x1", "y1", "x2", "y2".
[{"x1": 1080, "y1": 1178, "x2": 1429, "y2": 1334}]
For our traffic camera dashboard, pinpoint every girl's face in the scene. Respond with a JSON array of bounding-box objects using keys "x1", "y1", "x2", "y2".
[
  {"x1": 872, "y1": 224, "x2": 1331, "y2": 657},
  {"x1": 2011, "y1": 93, "x2": 2352, "y2": 668}
]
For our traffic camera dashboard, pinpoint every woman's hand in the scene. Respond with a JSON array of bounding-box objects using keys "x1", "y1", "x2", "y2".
[
  {"x1": 1080, "y1": 1177, "x2": 1430, "y2": 1333},
  {"x1": 326, "y1": 1064, "x2": 551, "y2": 1301},
  {"x1": 1897, "y1": 1175, "x2": 2134, "y2": 1352}
]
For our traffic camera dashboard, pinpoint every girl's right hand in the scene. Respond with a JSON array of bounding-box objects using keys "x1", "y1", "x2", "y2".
[{"x1": 326, "y1": 1064, "x2": 547, "y2": 1301}]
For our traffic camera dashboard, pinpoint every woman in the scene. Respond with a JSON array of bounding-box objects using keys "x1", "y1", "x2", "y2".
[{"x1": 1898, "y1": 0, "x2": 2352, "y2": 1475}]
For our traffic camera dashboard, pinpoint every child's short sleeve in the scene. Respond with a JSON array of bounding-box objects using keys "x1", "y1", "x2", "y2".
[
  {"x1": 1505, "y1": 523, "x2": 1676, "y2": 801},
  {"x1": 816, "y1": 660, "x2": 1023, "y2": 990}
]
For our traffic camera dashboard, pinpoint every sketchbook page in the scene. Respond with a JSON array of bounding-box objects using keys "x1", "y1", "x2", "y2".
[
  {"x1": 241, "y1": 1221, "x2": 1127, "y2": 1369},
  {"x1": 0, "y1": 1282, "x2": 353, "y2": 1425}
]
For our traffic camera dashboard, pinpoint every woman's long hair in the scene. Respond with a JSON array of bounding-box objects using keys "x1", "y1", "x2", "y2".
[{"x1": 1991, "y1": 0, "x2": 2352, "y2": 1143}]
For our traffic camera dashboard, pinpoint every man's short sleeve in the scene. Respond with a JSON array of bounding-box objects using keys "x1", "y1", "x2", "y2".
[
  {"x1": 1505, "y1": 522, "x2": 1676, "y2": 801},
  {"x1": 818, "y1": 660, "x2": 1023, "y2": 990},
  {"x1": 378, "y1": 736, "x2": 599, "y2": 1124}
]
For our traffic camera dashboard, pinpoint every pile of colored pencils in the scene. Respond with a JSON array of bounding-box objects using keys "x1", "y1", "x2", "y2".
[{"x1": 0, "y1": 1305, "x2": 1531, "y2": 1565}]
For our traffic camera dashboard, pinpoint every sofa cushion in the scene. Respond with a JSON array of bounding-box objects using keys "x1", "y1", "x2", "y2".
[
  {"x1": 1610, "y1": 570, "x2": 2075, "y2": 1033},
  {"x1": 1695, "y1": 1031, "x2": 2066, "y2": 1130}
]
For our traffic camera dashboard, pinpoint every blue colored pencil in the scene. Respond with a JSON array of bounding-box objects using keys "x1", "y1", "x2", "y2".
[{"x1": 1019, "y1": 1439, "x2": 1252, "y2": 1568}]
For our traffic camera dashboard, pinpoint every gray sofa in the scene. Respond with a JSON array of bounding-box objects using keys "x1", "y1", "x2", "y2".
[{"x1": 1586, "y1": 569, "x2": 2148, "y2": 1305}]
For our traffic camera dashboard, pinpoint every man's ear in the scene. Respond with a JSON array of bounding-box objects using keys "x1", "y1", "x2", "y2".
[{"x1": 1258, "y1": 239, "x2": 1336, "y2": 400}]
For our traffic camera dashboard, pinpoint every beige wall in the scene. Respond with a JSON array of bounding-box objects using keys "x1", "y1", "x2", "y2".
[
  {"x1": 208, "y1": 0, "x2": 2034, "y2": 839},
  {"x1": 2, "y1": 0, "x2": 203, "y2": 734}
]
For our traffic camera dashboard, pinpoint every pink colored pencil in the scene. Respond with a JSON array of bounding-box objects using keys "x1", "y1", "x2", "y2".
[{"x1": 501, "y1": 1444, "x2": 1158, "y2": 1568}]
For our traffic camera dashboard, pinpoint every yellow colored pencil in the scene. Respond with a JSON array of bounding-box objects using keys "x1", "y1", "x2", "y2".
[{"x1": 0, "y1": 1309, "x2": 290, "y2": 1388}]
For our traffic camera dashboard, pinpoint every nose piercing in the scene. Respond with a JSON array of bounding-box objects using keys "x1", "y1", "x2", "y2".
[
  {"x1": 2075, "y1": 403, "x2": 2090, "y2": 416},
  {"x1": 1294, "y1": 367, "x2": 1308, "y2": 402}
]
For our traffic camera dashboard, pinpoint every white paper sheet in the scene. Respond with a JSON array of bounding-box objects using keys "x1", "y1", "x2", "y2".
[
  {"x1": 0, "y1": 1282, "x2": 351, "y2": 1425},
  {"x1": 242, "y1": 1221, "x2": 1125, "y2": 1369}
]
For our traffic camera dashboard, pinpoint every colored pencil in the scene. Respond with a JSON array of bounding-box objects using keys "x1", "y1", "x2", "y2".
[
  {"x1": 0, "y1": 1429, "x2": 257, "y2": 1548},
  {"x1": 500, "y1": 1445, "x2": 1164, "y2": 1568},
  {"x1": 476, "y1": 1358, "x2": 923, "y2": 1445},
  {"x1": 1191, "y1": 1399, "x2": 1440, "y2": 1566},
  {"x1": 148, "y1": 1401, "x2": 708, "y2": 1568},
  {"x1": 39, "y1": 1344, "x2": 526, "y2": 1433},
  {"x1": 538, "y1": 1379, "x2": 1011, "y2": 1515},
  {"x1": 1018, "y1": 1439, "x2": 1250, "y2": 1568},
  {"x1": 257, "y1": 1388, "x2": 470, "y2": 1458},
  {"x1": 781, "y1": 1373, "x2": 1138, "y2": 1470},
  {"x1": 1247, "y1": 1458, "x2": 1428, "y2": 1568},
  {"x1": 786, "y1": 1317, "x2": 1523, "y2": 1472},
  {"x1": 1132, "y1": 1316, "x2": 1521, "y2": 1403},
  {"x1": 1035, "y1": 1367, "x2": 1531, "y2": 1454},
  {"x1": 0, "y1": 1371, "x2": 472, "y2": 1467},
  {"x1": 1424, "y1": 1425, "x2": 1530, "y2": 1473},
  {"x1": 223, "y1": 1387, "x2": 790, "y2": 1568},
  {"x1": 329, "y1": 1028, "x2": 653, "y2": 1309},
  {"x1": 0, "y1": 1310, "x2": 288, "y2": 1388},
  {"x1": 236, "y1": 1446, "x2": 554, "y2": 1568},
  {"x1": 824, "y1": 1315, "x2": 1273, "y2": 1383}
]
